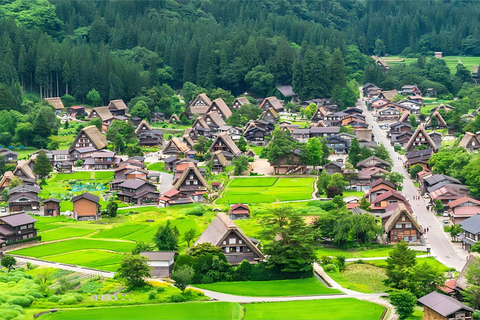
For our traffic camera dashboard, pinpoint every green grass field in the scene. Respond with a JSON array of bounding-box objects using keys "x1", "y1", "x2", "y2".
[
  {"x1": 40, "y1": 302, "x2": 244, "y2": 320},
  {"x1": 327, "y1": 264, "x2": 389, "y2": 293},
  {"x1": 217, "y1": 177, "x2": 315, "y2": 204},
  {"x1": 368, "y1": 257, "x2": 449, "y2": 271},
  {"x1": 11, "y1": 238, "x2": 135, "y2": 257},
  {"x1": 194, "y1": 278, "x2": 341, "y2": 297},
  {"x1": 42, "y1": 250, "x2": 124, "y2": 271},
  {"x1": 381, "y1": 55, "x2": 480, "y2": 73},
  {"x1": 243, "y1": 298, "x2": 385, "y2": 320},
  {"x1": 39, "y1": 226, "x2": 100, "y2": 241},
  {"x1": 316, "y1": 244, "x2": 425, "y2": 259},
  {"x1": 146, "y1": 162, "x2": 167, "y2": 172}
]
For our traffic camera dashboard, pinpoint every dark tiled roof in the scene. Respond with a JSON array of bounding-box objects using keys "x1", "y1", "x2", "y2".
[
  {"x1": 71, "y1": 192, "x2": 99, "y2": 203},
  {"x1": 460, "y1": 214, "x2": 480, "y2": 234},
  {"x1": 0, "y1": 212, "x2": 37, "y2": 227},
  {"x1": 418, "y1": 291, "x2": 474, "y2": 317}
]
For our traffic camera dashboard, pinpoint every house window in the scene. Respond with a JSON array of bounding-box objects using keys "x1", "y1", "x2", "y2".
[
  {"x1": 404, "y1": 236, "x2": 409, "y2": 241},
  {"x1": 396, "y1": 223, "x2": 402, "y2": 229},
  {"x1": 406, "y1": 223, "x2": 412, "y2": 228},
  {"x1": 229, "y1": 238, "x2": 236, "y2": 245},
  {"x1": 394, "y1": 235, "x2": 397, "y2": 240},
  {"x1": 402, "y1": 216, "x2": 405, "y2": 221},
  {"x1": 193, "y1": 180, "x2": 198, "y2": 185},
  {"x1": 412, "y1": 236, "x2": 417, "y2": 241},
  {"x1": 239, "y1": 240, "x2": 242, "y2": 244},
  {"x1": 222, "y1": 241, "x2": 226, "y2": 245}
]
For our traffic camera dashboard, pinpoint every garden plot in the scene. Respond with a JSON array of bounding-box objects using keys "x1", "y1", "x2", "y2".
[{"x1": 217, "y1": 177, "x2": 315, "y2": 204}]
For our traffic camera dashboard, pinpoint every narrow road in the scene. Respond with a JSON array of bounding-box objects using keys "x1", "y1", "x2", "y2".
[{"x1": 357, "y1": 95, "x2": 466, "y2": 271}]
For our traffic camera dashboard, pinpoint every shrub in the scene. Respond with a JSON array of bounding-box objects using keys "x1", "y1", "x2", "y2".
[
  {"x1": 8, "y1": 296, "x2": 31, "y2": 307},
  {"x1": 27, "y1": 291, "x2": 43, "y2": 299},
  {"x1": 310, "y1": 169, "x2": 319, "y2": 175},
  {"x1": 48, "y1": 295, "x2": 61, "y2": 302},
  {"x1": 247, "y1": 157, "x2": 254, "y2": 162},
  {"x1": 320, "y1": 256, "x2": 332, "y2": 265},
  {"x1": 324, "y1": 264, "x2": 338, "y2": 272},
  {"x1": 148, "y1": 290, "x2": 156, "y2": 300},
  {"x1": 169, "y1": 294, "x2": 187, "y2": 303},
  {"x1": 336, "y1": 255, "x2": 346, "y2": 271},
  {"x1": 187, "y1": 207, "x2": 205, "y2": 217}
]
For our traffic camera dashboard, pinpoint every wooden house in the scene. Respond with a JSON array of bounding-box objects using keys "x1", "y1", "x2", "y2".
[
  {"x1": 211, "y1": 150, "x2": 228, "y2": 173},
  {"x1": 117, "y1": 180, "x2": 159, "y2": 205},
  {"x1": 325, "y1": 135, "x2": 350, "y2": 154},
  {"x1": 276, "y1": 85, "x2": 299, "y2": 103},
  {"x1": 405, "y1": 148, "x2": 434, "y2": 170},
  {"x1": 400, "y1": 85, "x2": 421, "y2": 96},
  {"x1": 159, "y1": 189, "x2": 193, "y2": 207},
  {"x1": 172, "y1": 162, "x2": 208, "y2": 201},
  {"x1": 107, "y1": 99, "x2": 128, "y2": 116},
  {"x1": 356, "y1": 156, "x2": 391, "y2": 170},
  {"x1": 0, "y1": 171, "x2": 14, "y2": 191},
  {"x1": 162, "y1": 137, "x2": 189, "y2": 156},
  {"x1": 270, "y1": 149, "x2": 307, "y2": 174},
  {"x1": 429, "y1": 187, "x2": 462, "y2": 209},
  {"x1": 377, "y1": 106, "x2": 400, "y2": 121},
  {"x1": 368, "y1": 179, "x2": 397, "y2": 202},
  {"x1": 135, "y1": 120, "x2": 152, "y2": 135},
  {"x1": 209, "y1": 132, "x2": 242, "y2": 160},
  {"x1": 43, "y1": 97, "x2": 64, "y2": 114},
  {"x1": 69, "y1": 125, "x2": 108, "y2": 153},
  {"x1": 259, "y1": 97, "x2": 284, "y2": 112},
  {"x1": 194, "y1": 213, "x2": 264, "y2": 264},
  {"x1": 356, "y1": 166, "x2": 389, "y2": 189},
  {"x1": 259, "y1": 107, "x2": 279, "y2": 123},
  {"x1": 426, "y1": 111, "x2": 447, "y2": 130},
  {"x1": 449, "y1": 197, "x2": 480, "y2": 224},
  {"x1": 82, "y1": 151, "x2": 121, "y2": 170},
  {"x1": 43, "y1": 198, "x2": 61, "y2": 217},
  {"x1": 186, "y1": 93, "x2": 212, "y2": 117},
  {"x1": 0, "y1": 212, "x2": 37, "y2": 246},
  {"x1": 205, "y1": 98, "x2": 231, "y2": 120},
  {"x1": 203, "y1": 111, "x2": 227, "y2": 130},
  {"x1": 72, "y1": 193, "x2": 101, "y2": 221},
  {"x1": 362, "y1": 83, "x2": 380, "y2": 96},
  {"x1": 405, "y1": 124, "x2": 438, "y2": 152},
  {"x1": 7, "y1": 185, "x2": 41, "y2": 213},
  {"x1": 418, "y1": 291, "x2": 474, "y2": 320},
  {"x1": 0, "y1": 148, "x2": 18, "y2": 163},
  {"x1": 151, "y1": 112, "x2": 165, "y2": 122},
  {"x1": 13, "y1": 160, "x2": 36, "y2": 185},
  {"x1": 232, "y1": 97, "x2": 249, "y2": 109},
  {"x1": 371, "y1": 190, "x2": 410, "y2": 214},
  {"x1": 384, "y1": 203, "x2": 422, "y2": 244},
  {"x1": 87, "y1": 106, "x2": 114, "y2": 127},
  {"x1": 168, "y1": 114, "x2": 181, "y2": 124},
  {"x1": 228, "y1": 204, "x2": 250, "y2": 220},
  {"x1": 324, "y1": 161, "x2": 344, "y2": 175},
  {"x1": 66, "y1": 106, "x2": 86, "y2": 118},
  {"x1": 460, "y1": 215, "x2": 480, "y2": 252},
  {"x1": 138, "y1": 130, "x2": 164, "y2": 147},
  {"x1": 311, "y1": 107, "x2": 328, "y2": 122},
  {"x1": 140, "y1": 251, "x2": 175, "y2": 278},
  {"x1": 459, "y1": 132, "x2": 480, "y2": 152}
]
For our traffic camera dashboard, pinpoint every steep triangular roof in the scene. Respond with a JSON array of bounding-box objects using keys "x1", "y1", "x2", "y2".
[
  {"x1": 311, "y1": 106, "x2": 328, "y2": 120},
  {"x1": 70, "y1": 125, "x2": 108, "y2": 152},
  {"x1": 135, "y1": 120, "x2": 152, "y2": 134},
  {"x1": 260, "y1": 107, "x2": 279, "y2": 121},
  {"x1": 399, "y1": 111, "x2": 410, "y2": 124},
  {"x1": 88, "y1": 107, "x2": 114, "y2": 122},
  {"x1": 405, "y1": 124, "x2": 437, "y2": 151},
  {"x1": 173, "y1": 162, "x2": 208, "y2": 191},
  {"x1": 385, "y1": 203, "x2": 422, "y2": 233},
  {"x1": 194, "y1": 212, "x2": 264, "y2": 259},
  {"x1": 206, "y1": 98, "x2": 231, "y2": 119},
  {"x1": 163, "y1": 137, "x2": 189, "y2": 154},
  {"x1": 192, "y1": 116, "x2": 209, "y2": 129},
  {"x1": 204, "y1": 111, "x2": 227, "y2": 127},
  {"x1": 232, "y1": 97, "x2": 249, "y2": 108},
  {"x1": 188, "y1": 93, "x2": 212, "y2": 115},
  {"x1": 459, "y1": 132, "x2": 480, "y2": 150},
  {"x1": 212, "y1": 150, "x2": 228, "y2": 167},
  {"x1": 209, "y1": 132, "x2": 241, "y2": 156},
  {"x1": 14, "y1": 160, "x2": 36, "y2": 180},
  {"x1": 356, "y1": 156, "x2": 391, "y2": 169},
  {"x1": 168, "y1": 114, "x2": 180, "y2": 123},
  {"x1": 426, "y1": 111, "x2": 447, "y2": 127},
  {"x1": 44, "y1": 97, "x2": 64, "y2": 110},
  {"x1": 370, "y1": 178, "x2": 396, "y2": 190},
  {"x1": 259, "y1": 97, "x2": 284, "y2": 111},
  {"x1": 108, "y1": 99, "x2": 128, "y2": 111}
]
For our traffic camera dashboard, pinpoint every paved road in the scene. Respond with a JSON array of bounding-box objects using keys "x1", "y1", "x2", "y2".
[{"x1": 356, "y1": 96, "x2": 466, "y2": 271}]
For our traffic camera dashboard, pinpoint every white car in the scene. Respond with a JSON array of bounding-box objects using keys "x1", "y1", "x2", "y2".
[
  {"x1": 443, "y1": 220, "x2": 450, "y2": 226},
  {"x1": 442, "y1": 212, "x2": 449, "y2": 217}
]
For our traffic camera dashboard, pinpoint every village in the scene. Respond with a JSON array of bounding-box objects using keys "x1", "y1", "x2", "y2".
[{"x1": 1, "y1": 80, "x2": 480, "y2": 320}]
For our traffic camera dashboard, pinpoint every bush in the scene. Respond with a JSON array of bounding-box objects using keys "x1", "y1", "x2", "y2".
[
  {"x1": 320, "y1": 256, "x2": 332, "y2": 265},
  {"x1": 8, "y1": 296, "x2": 32, "y2": 307},
  {"x1": 27, "y1": 291, "x2": 43, "y2": 299},
  {"x1": 187, "y1": 207, "x2": 205, "y2": 217},
  {"x1": 48, "y1": 295, "x2": 61, "y2": 303},
  {"x1": 323, "y1": 264, "x2": 338, "y2": 272},
  {"x1": 169, "y1": 294, "x2": 187, "y2": 302},
  {"x1": 247, "y1": 157, "x2": 254, "y2": 162},
  {"x1": 310, "y1": 169, "x2": 319, "y2": 175},
  {"x1": 148, "y1": 290, "x2": 156, "y2": 300},
  {"x1": 336, "y1": 255, "x2": 346, "y2": 271}
]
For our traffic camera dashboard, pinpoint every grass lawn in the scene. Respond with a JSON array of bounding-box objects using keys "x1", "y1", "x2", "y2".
[
  {"x1": 327, "y1": 264, "x2": 388, "y2": 293},
  {"x1": 368, "y1": 257, "x2": 449, "y2": 271},
  {"x1": 317, "y1": 244, "x2": 425, "y2": 259},
  {"x1": 247, "y1": 145, "x2": 264, "y2": 157},
  {"x1": 146, "y1": 162, "x2": 167, "y2": 172},
  {"x1": 40, "y1": 302, "x2": 244, "y2": 320},
  {"x1": 11, "y1": 238, "x2": 135, "y2": 258},
  {"x1": 243, "y1": 298, "x2": 385, "y2": 320},
  {"x1": 42, "y1": 250, "x2": 124, "y2": 271},
  {"x1": 217, "y1": 177, "x2": 314, "y2": 204},
  {"x1": 194, "y1": 278, "x2": 341, "y2": 297},
  {"x1": 318, "y1": 190, "x2": 365, "y2": 199}
]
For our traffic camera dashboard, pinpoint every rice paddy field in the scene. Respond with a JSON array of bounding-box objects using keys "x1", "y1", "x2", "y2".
[
  {"x1": 194, "y1": 278, "x2": 341, "y2": 297},
  {"x1": 380, "y1": 55, "x2": 480, "y2": 73},
  {"x1": 217, "y1": 177, "x2": 315, "y2": 204},
  {"x1": 327, "y1": 264, "x2": 389, "y2": 294},
  {"x1": 39, "y1": 299, "x2": 385, "y2": 320}
]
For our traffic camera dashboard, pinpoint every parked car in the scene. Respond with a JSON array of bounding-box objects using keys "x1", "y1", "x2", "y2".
[
  {"x1": 0, "y1": 206, "x2": 5, "y2": 213},
  {"x1": 443, "y1": 220, "x2": 450, "y2": 226},
  {"x1": 443, "y1": 212, "x2": 449, "y2": 217}
]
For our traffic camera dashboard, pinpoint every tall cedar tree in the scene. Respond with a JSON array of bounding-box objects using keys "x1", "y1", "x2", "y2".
[
  {"x1": 33, "y1": 151, "x2": 52, "y2": 179},
  {"x1": 261, "y1": 207, "x2": 317, "y2": 273},
  {"x1": 385, "y1": 241, "x2": 417, "y2": 290},
  {"x1": 347, "y1": 138, "x2": 361, "y2": 167},
  {"x1": 154, "y1": 221, "x2": 179, "y2": 251}
]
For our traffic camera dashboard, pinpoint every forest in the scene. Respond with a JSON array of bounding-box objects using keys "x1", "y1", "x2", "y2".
[{"x1": 1, "y1": 0, "x2": 480, "y2": 111}]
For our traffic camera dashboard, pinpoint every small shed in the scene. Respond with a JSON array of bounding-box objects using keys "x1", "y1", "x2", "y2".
[
  {"x1": 418, "y1": 291, "x2": 474, "y2": 320},
  {"x1": 140, "y1": 251, "x2": 175, "y2": 278},
  {"x1": 43, "y1": 198, "x2": 61, "y2": 217},
  {"x1": 228, "y1": 204, "x2": 250, "y2": 220},
  {"x1": 434, "y1": 52, "x2": 443, "y2": 58}
]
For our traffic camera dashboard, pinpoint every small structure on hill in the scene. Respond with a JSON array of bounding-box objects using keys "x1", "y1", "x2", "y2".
[
  {"x1": 72, "y1": 193, "x2": 101, "y2": 221},
  {"x1": 228, "y1": 204, "x2": 250, "y2": 220},
  {"x1": 43, "y1": 198, "x2": 61, "y2": 217},
  {"x1": 140, "y1": 251, "x2": 175, "y2": 278}
]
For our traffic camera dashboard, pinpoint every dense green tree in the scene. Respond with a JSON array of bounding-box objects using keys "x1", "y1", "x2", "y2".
[
  {"x1": 171, "y1": 265, "x2": 194, "y2": 292},
  {"x1": 463, "y1": 258, "x2": 480, "y2": 309},
  {"x1": 184, "y1": 228, "x2": 196, "y2": 248},
  {"x1": 385, "y1": 242, "x2": 417, "y2": 290},
  {"x1": 1, "y1": 255, "x2": 16, "y2": 272},
  {"x1": 347, "y1": 138, "x2": 361, "y2": 167},
  {"x1": 373, "y1": 144, "x2": 392, "y2": 165},
  {"x1": 116, "y1": 253, "x2": 151, "y2": 287},
  {"x1": 33, "y1": 151, "x2": 52, "y2": 179},
  {"x1": 409, "y1": 165, "x2": 423, "y2": 180},
  {"x1": 88, "y1": 118, "x2": 103, "y2": 131},
  {"x1": 389, "y1": 290, "x2": 416, "y2": 319},
  {"x1": 131, "y1": 242, "x2": 154, "y2": 255},
  {"x1": 261, "y1": 207, "x2": 317, "y2": 274},
  {"x1": 236, "y1": 137, "x2": 247, "y2": 152},
  {"x1": 130, "y1": 101, "x2": 151, "y2": 121},
  {"x1": 106, "y1": 198, "x2": 118, "y2": 218},
  {"x1": 300, "y1": 138, "x2": 323, "y2": 170},
  {"x1": 154, "y1": 221, "x2": 179, "y2": 251},
  {"x1": 232, "y1": 156, "x2": 249, "y2": 175},
  {"x1": 264, "y1": 130, "x2": 296, "y2": 165}
]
